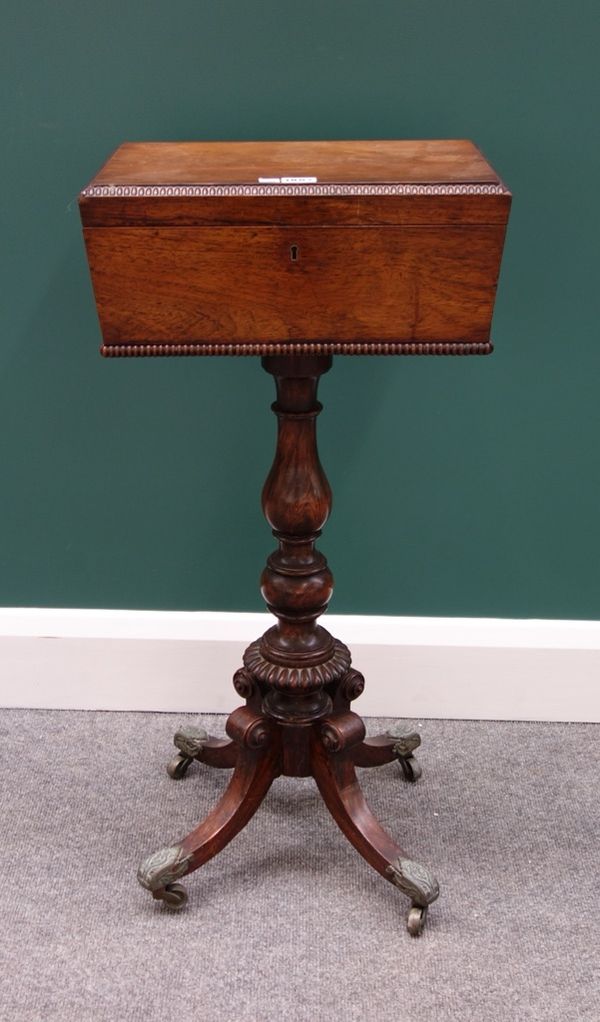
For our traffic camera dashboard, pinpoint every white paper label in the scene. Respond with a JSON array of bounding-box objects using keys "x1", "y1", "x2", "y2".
[{"x1": 258, "y1": 176, "x2": 318, "y2": 184}]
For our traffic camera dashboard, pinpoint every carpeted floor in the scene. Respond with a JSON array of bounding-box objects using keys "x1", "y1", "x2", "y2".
[{"x1": 0, "y1": 709, "x2": 598, "y2": 1022}]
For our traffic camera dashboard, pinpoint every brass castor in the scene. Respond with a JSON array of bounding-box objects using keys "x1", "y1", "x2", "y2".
[
  {"x1": 166, "y1": 725, "x2": 210, "y2": 778},
  {"x1": 137, "y1": 844, "x2": 192, "y2": 908},
  {"x1": 387, "y1": 856, "x2": 439, "y2": 936},
  {"x1": 386, "y1": 726, "x2": 423, "y2": 783},
  {"x1": 166, "y1": 754, "x2": 194, "y2": 780},
  {"x1": 161, "y1": 883, "x2": 188, "y2": 911},
  {"x1": 407, "y1": 904, "x2": 427, "y2": 936}
]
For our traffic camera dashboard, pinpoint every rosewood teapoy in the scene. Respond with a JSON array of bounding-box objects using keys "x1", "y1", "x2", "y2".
[{"x1": 79, "y1": 140, "x2": 511, "y2": 935}]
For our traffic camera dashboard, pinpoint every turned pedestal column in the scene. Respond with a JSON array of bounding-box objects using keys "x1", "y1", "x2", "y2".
[{"x1": 137, "y1": 356, "x2": 439, "y2": 936}]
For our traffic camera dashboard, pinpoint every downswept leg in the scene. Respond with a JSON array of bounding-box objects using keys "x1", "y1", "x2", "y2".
[
  {"x1": 311, "y1": 721, "x2": 438, "y2": 935},
  {"x1": 138, "y1": 708, "x2": 281, "y2": 908}
]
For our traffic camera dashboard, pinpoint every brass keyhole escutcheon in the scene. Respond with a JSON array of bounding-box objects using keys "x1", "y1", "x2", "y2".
[{"x1": 290, "y1": 244, "x2": 299, "y2": 262}]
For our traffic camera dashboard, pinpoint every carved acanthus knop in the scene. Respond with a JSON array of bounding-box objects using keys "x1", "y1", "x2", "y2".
[{"x1": 243, "y1": 638, "x2": 351, "y2": 692}]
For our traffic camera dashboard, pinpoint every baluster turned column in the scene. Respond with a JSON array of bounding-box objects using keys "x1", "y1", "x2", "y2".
[{"x1": 241, "y1": 356, "x2": 351, "y2": 726}]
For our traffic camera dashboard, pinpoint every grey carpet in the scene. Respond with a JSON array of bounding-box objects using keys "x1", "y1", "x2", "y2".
[{"x1": 0, "y1": 710, "x2": 598, "y2": 1022}]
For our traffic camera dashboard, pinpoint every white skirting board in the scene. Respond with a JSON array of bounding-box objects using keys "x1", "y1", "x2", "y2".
[{"x1": 0, "y1": 608, "x2": 599, "y2": 722}]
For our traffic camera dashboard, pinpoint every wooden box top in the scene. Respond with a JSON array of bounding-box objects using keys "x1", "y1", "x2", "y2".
[{"x1": 79, "y1": 139, "x2": 510, "y2": 226}]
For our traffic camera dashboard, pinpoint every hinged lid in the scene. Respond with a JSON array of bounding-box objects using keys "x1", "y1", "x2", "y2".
[{"x1": 79, "y1": 139, "x2": 510, "y2": 227}]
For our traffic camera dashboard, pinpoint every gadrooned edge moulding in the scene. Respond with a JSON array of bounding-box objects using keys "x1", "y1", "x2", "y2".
[{"x1": 81, "y1": 183, "x2": 510, "y2": 198}]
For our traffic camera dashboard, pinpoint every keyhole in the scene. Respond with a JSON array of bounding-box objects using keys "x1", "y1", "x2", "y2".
[{"x1": 290, "y1": 244, "x2": 299, "y2": 262}]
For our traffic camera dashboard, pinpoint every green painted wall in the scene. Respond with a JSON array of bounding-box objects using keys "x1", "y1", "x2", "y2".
[{"x1": 2, "y1": 1, "x2": 598, "y2": 617}]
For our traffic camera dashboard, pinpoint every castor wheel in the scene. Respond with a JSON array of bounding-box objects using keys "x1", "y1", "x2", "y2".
[
  {"x1": 161, "y1": 883, "x2": 188, "y2": 911},
  {"x1": 166, "y1": 754, "x2": 193, "y2": 780},
  {"x1": 398, "y1": 754, "x2": 422, "y2": 783},
  {"x1": 406, "y1": 904, "x2": 427, "y2": 936}
]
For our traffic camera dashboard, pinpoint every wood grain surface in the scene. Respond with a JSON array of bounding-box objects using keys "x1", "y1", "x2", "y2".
[
  {"x1": 83, "y1": 139, "x2": 503, "y2": 188},
  {"x1": 84, "y1": 224, "x2": 506, "y2": 344}
]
